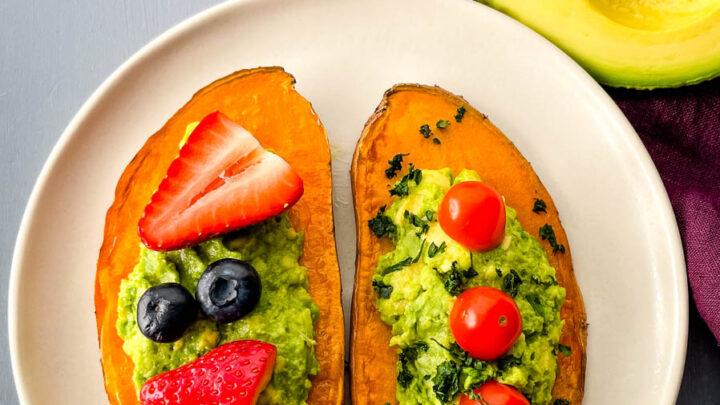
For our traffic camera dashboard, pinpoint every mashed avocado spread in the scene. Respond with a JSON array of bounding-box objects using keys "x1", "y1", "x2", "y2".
[
  {"x1": 373, "y1": 169, "x2": 565, "y2": 405},
  {"x1": 117, "y1": 215, "x2": 319, "y2": 404}
]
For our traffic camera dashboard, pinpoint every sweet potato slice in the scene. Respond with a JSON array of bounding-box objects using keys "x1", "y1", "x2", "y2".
[
  {"x1": 350, "y1": 84, "x2": 587, "y2": 404},
  {"x1": 95, "y1": 67, "x2": 344, "y2": 405}
]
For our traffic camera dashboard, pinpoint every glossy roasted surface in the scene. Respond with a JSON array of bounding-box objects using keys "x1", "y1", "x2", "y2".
[
  {"x1": 95, "y1": 67, "x2": 344, "y2": 405},
  {"x1": 350, "y1": 84, "x2": 587, "y2": 404}
]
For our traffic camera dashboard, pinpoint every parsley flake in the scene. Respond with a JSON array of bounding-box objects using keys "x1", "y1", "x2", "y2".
[
  {"x1": 385, "y1": 153, "x2": 409, "y2": 179},
  {"x1": 428, "y1": 241, "x2": 447, "y2": 258},
  {"x1": 389, "y1": 164, "x2": 422, "y2": 197},
  {"x1": 432, "y1": 137, "x2": 441, "y2": 144},
  {"x1": 455, "y1": 106, "x2": 466, "y2": 122},
  {"x1": 539, "y1": 224, "x2": 565, "y2": 254},
  {"x1": 532, "y1": 198, "x2": 547, "y2": 214},
  {"x1": 526, "y1": 294, "x2": 545, "y2": 316},
  {"x1": 368, "y1": 205, "x2": 396, "y2": 238},
  {"x1": 432, "y1": 361, "x2": 460, "y2": 402},
  {"x1": 425, "y1": 210, "x2": 435, "y2": 221},
  {"x1": 419, "y1": 124, "x2": 432, "y2": 138},
  {"x1": 558, "y1": 344, "x2": 572, "y2": 357},
  {"x1": 436, "y1": 119, "x2": 450, "y2": 129},
  {"x1": 502, "y1": 269, "x2": 522, "y2": 298},
  {"x1": 383, "y1": 257, "x2": 413, "y2": 275},
  {"x1": 372, "y1": 279, "x2": 393, "y2": 299},
  {"x1": 397, "y1": 342, "x2": 429, "y2": 388}
]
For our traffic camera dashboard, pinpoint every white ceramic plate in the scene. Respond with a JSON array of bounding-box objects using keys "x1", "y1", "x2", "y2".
[{"x1": 9, "y1": 0, "x2": 687, "y2": 403}]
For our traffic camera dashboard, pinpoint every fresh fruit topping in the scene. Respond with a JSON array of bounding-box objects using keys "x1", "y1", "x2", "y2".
[
  {"x1": 138, "y1": 111, "x2": 304, "y2": 251},
  {"x1": 460, "y1": 380, "x2": 530, "y2": 405},
  {"x1": 438, "y1": 181, "x2": 506, "y2": 251},
  {"x1": 449, "y1": 286, "x2": 522, "y2": 360},
  {"x1": 197, "y1": 258, "x2": 261, "y2": 323},
  {"x1": 137, "y1": 283, "x2": 197, "y2": 343},
  {"x1": 140, "y1": 340, "x2": 276, "y2": 405}
]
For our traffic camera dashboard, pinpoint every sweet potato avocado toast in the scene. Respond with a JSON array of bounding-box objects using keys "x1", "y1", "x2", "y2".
[
  {"x1": 95, "y1": 67, "x2": 344, "y2": 405},
  {"x1": 350, "y1": 84, "x2": 587, "y2": 404}
]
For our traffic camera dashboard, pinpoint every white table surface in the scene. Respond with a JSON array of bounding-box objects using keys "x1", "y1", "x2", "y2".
[{"x1": 1, "y1": 0, "x2": 718, "y2": 403}]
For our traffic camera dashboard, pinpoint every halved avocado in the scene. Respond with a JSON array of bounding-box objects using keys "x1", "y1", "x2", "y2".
[{"x1": 480, "y1": 0, "x2": 720, "y2": 88}]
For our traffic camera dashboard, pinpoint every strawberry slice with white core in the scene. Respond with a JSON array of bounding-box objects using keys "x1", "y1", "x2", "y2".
[
  {"x1": 138, "y1": 111, "x2": 304, "y2": 251},
  {"x1": 140, "y1": 340, "x2": 277, "y2": 405}
]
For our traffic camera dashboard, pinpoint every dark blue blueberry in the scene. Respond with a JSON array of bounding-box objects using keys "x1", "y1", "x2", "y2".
[
  {"x1": 197, "y1": 258, "x2": 261, "y2": 323},
  {"x1": 137, "y1": 283, "x2": 197, "y2": 343}
]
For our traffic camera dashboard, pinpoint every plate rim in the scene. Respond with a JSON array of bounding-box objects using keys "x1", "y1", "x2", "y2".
[{"x1": 8, "y1": 0, "x2": 688, "y2": 403}]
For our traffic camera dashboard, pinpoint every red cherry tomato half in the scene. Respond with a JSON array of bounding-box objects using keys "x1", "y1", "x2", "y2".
[
  {"x1": 459, "y1": 380, "x2": 530, "y2": 405},
  {"x1": 438, "y1": 181, "x2": 506, "y2": 251},
  {"x1": 450, "y1": 286, "x2": 522, "y2": 360}
]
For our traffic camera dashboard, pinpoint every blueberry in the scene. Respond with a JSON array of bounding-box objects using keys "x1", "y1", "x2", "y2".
[
  {"x1": 197, "y1": 258, "x2": 261, "y2": 323},
  {"x1": 137, "y1": 283, "x2": 197, "y2": 343}
]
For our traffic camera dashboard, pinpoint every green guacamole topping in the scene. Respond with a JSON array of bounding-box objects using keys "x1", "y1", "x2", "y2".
[
  {"x1": 373, "y1": 168, "x2": 565, "y2": 405},
  {"x1": 116, "y1": 215, "x2": 320, "y2": 405}
]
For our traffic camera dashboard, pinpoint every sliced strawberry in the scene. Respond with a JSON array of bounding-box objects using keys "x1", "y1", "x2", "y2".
[
  {"x1": 138, "y1": 111, "x2": 303, "y2": 251},
  {"x1": 140, "y1": 340, "x2": 276, "y2": 405}
]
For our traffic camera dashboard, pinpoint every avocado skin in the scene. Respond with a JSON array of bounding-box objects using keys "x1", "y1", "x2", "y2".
[{"x1": 479, "y1": 0, "x2": 720, "y2": 89}]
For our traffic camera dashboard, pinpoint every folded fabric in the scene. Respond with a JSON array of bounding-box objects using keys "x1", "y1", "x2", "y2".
[{"x1": 607, "y1": 79, "x2": 720, "y2": 343}]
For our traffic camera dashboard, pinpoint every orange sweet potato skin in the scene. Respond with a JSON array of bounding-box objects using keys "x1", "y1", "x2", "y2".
[
  {"x1": 95, "y1": 67, "x2": 344, "y2": 405},
  {"x1": 350, "y1": 85, "x2": 587, "y2": 404}
]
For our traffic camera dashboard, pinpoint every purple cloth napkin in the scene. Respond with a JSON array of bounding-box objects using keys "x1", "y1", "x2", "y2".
[{"x1": 607, "y1": 79, "x2": 720, "y2": 343}]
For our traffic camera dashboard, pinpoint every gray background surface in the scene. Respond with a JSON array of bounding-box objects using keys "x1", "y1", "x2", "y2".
[{"x1": 1, "y1": 0, "x2": 718, "y2": 403}]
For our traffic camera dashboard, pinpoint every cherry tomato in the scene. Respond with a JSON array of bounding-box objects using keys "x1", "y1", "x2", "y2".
[
  {"x1": 438, "y1": 181, "x2": 505, "y2": 251},
  {"x1": 449, "y1": 286, "x2": 522, "y2": 360},
  {"x1": 459, "y1": 380, "x2": 530, "y2": 405}
]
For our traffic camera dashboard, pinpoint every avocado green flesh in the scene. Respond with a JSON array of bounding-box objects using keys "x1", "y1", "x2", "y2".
[
  {"x1": 116, "y1": 215, "x2": 319, "y2": 405},
  {"x1": 479, "y1": 0, "x2": 720, "y2": 88},
  {"x1": 374, "y1": 169, "x2": 565, "y2": 405}
]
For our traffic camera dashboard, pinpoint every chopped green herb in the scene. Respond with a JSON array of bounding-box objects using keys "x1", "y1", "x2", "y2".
[
  {"x1": 502, "y1": 269, "x2": 522, "y2": 298},
  {"x1": 496, "y1": 354, "x2": 522, "y2": 370},
  {"x1": 408, "y1": 164, "x2": 422, "y2": 185},
  {"x1": 532, "y1": 198, "x2": 547, "y2": 214},
  {"x1": 441, "y1": 261, "x2": 477, "y2": 296},
  {"x1": 372, "y1": 279, "x2": 393, "y2": 299},
  {"x1": 397, "y1": 369, "x2": 413, "y2": 388},
  {"x1": 389, "y1": 180, "x2": 409, "y2": 197},
  {"x1": 436, "y1": 119, "x2": 450, "y2": 129},
  {"x1": 404, "y1": 210, "x2": 428, "y2": 231},
  {"x1": 428, "y1": 241, "x2": 447, "y2": 258},
  {"x1": 420, "y1": 124, "x2": 432, "y2": 138},
  {"x1": 432, "y1": 137, "x2": 441, "y2": 144},
  {"x1": 466, "y1": 390, "x2": 491, "y2": 405},
  {"x1": 400, "y1": 341, "x2": 429, "y2": 364},
  {"x1": 425, "y1": 210, "x2": 435, "y2": 221},
  {"x1": 444, "y1": 268, "x2": 464, "y2": 296},
  {"x1": 389, "y1": 164, "x2": 422, "y2": 197},
  {"x1": 526, "y1": 294, "x2": 545, "y2": 316},
  {"x1": 383, "y1": 257, "x2": 413, "y2": 275},
  {"x1": 554, "y1": 400, "x2": 570, "y2": 405},
  {"x1": 423, "y1": 374, "x2": 431, "y2": 380},
  {"x1": 539, "y1": 224, "x2": 565, "y2": 254},
  {"x1": 463, "y1": 267, "x2": 478, "y2": 279},
  {"x1": 368, "y1": 205, "x2": 396, "y2": 238},
  {"x1": 412, "y1": 240, "x2": 426, "y2": 263},
  {"x1": 455, "y1": 106, "x2": 466, "y2": 122},
  {"x1": 397, "y1": 342, "x2": 429, "y2": 388},
  {"x1": 431, "y1": 339, "x2": 485, "y2": 368},
  {"x1": 495, "y1": 268, "x2": 503, "y2": 278},
  {"x1": 432, "y1": 361, "x2": 460, "y2": 402},
  {"x1": 558, "y1": 344, "x2": 572, "y2": 357},
  {"x1": 385, "y1": 153, "x2": 409, "y2": 179}
]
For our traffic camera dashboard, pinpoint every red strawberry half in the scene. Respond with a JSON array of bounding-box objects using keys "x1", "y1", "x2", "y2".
[
  {"x1": 140, "y1": 340, "x2": 277, "y2": 405},
  {"x1": 138, "y1": 111, "x2": 304, "y2": 251}
]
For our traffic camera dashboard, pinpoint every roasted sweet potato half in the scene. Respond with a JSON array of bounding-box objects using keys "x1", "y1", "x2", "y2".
[
  {"x1": 350, "y1": 84, "x2": 587, "y2": 404},
  {"x1": 95, "y1": 67, "x2": 344, "y2": 405}
]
